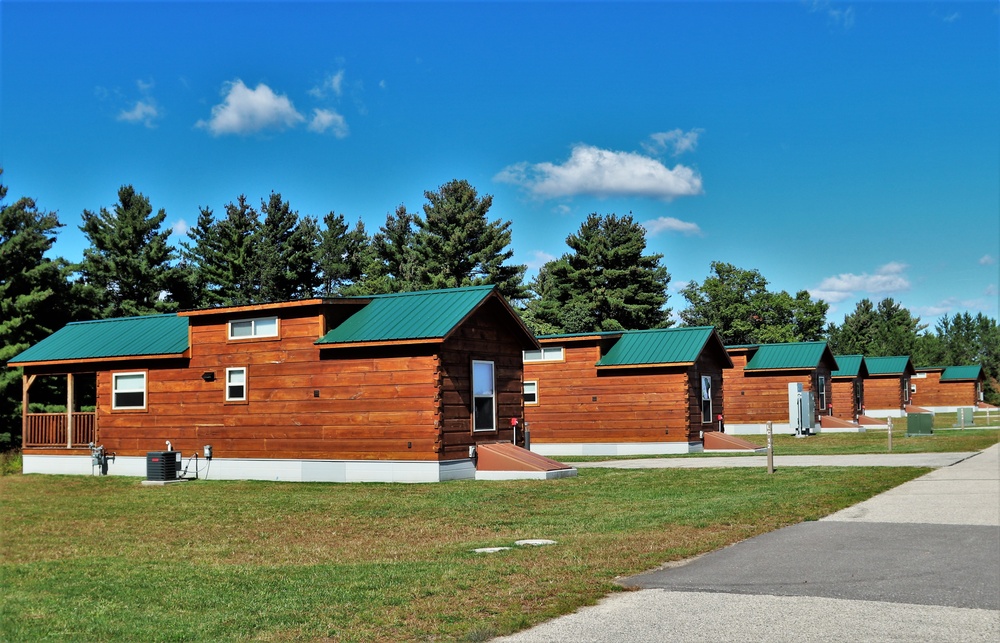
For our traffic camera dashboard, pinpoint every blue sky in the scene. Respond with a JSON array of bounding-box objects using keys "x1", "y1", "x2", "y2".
[{"x1": 2, "y1": 1, "x2": 998, "y2": 328}]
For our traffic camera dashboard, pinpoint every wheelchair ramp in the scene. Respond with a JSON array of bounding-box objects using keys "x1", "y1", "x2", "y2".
[{"x1": 703, "y1": 432, "x2": 765, "y2": 452}]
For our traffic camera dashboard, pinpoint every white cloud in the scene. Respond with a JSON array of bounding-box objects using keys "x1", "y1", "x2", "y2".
[
  {"x1": 117, "y1": 79, "x2": 160, "y2": 127},
  {"x1": 943, "y1": 12, "x2": 960, "y2": 23},
  {"x1": 979, "y1": 254, "x2": 996, "y2": 266},
  {"x1": 495, "y1": 144, "x2": 703, "y2": 201},
  {"x1": 642, "y1": 216, "x2": 702, "y2": 237},
  {"x1": 309, "y1": 70, "x2": 346, "y2": 98},
  {"x1": 171, "y1": 219, "x2": 189, "y2": 237},
  {"x1": 642, "y1": 129, "x2": 703, "y2": 156},
  {"x1": 197, "y1": 80, "x2": 304, "y2": 136},
  {"x1": 986, "y1": 284, "x2": 998, "y2": 297},
  {"x1": 808, "y1": 1, "x2": 856, "y2": 29},
  {"x1": 554, "y1": 204, "x2": 571, "y2": 216},
  {"x1": 308, "y1": 108, "x2": 349, "y2": 137},
  {"x1": 809, "y1": 262, "x2": 910, "y2": 303},
  {"x1": 526, "y1": 250, "x2": 557, "y2": 270},
  {"x1": 379, "y1": 79, "x2": 387, "y2": 89},
  {"x1": 118, "y1": 100, "x2": 159, "y2": 127}
]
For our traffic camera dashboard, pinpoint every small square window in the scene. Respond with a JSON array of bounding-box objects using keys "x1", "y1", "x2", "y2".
[
  {"x1": 226, "y1": 367, "x2": 247, "y2": 401},
  {"x1": 523, "y1": 381, "x2": 538, "y2": 405},
  {"x1": 113, "y1": 372, "x2": 146, "y2": 410},
  {"x1": 523, "y1": 347, "x2": 564, "y2": 362}
]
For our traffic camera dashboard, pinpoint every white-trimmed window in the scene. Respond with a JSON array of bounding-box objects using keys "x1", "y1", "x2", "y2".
[
  {"x1": 523, "y1": 347, "x2": 564, "y2": 362},
  {"x1": 523, "y1": 380, "x2": 538, "y2": 405},
  {"x1": 113, "y1": 372, "x2": 146, "y2": 410},
  {"x1": 700, "y1": 375, "x2": 712, "y2": 424},
  {"x1": 229, "y1": 316, "x2": 278, "y2": 340},
  {"x1": 226, "y1": 367, "x2": 247, "y2": 402},
  {"x1": 472, "y1": 360, "x2": 496, "y2": 432},
  {"x1": 817, "y1": 376, "x2": 827, "y2": 410}
]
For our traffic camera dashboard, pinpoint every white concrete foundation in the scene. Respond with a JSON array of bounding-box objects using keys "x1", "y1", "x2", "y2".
[
  {"x1": 529, "y1": 442, "x2": 702, "y2": 457},
  {"x1": 475, "y1": 468, "x2": 578, "y2": 481},
  {"x1": 23, "y1": 454, "x2": 478, "y2": 483}
]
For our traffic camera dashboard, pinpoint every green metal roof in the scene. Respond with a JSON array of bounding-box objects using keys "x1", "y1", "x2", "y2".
[
  {"x1": 832, "y1": 354, "x2": 866, "y2": 378},
  {"x1": 864, "y1": 356, "x2": 914, "y2": 376},
  {"x1": 8, "y1": 314, "x2": 189, "y2": 365},
  {"x1": 596, "y1": 326, "x2": 726, "y2": 367},
  {"x1": 941, "y1": 365, "x2": 982, "y2": 381},
  {"x1": 744, "y1": 341, "x2": 835, "y2": 371},
  {"x1": 316, "y1": 285, "x2": 496, "y2": 345}
]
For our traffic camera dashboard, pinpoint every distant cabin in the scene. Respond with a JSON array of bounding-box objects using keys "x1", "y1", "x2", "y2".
[
  {"x1": 911, "y1": 365, "x2": 985, "y2": 412},
  {"x1": 8, "y1": 286, "x2": 545, "y2": 483},
  {"x1": 863, "y1": 356, "x2": 916, "y2": 418},
  {"x1": 723, "y1": 342, "x2": 838, "y2": 434},
  {"x1": 522, "y1": 327, "x2": 732, "y2": 456},
  {"x1": 831, "y1": 355, "x2": 868, "y2": 421}
]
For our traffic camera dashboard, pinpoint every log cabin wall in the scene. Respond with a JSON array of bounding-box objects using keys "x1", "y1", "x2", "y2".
[
  {"x1": 912, "y1": 371, "x2": 978, "y2": 407},
  {"x1": 864, "y1": 376, "x2": 906, "y2": 412},
  {"x1": 830, "y1": 378, "x2": 861, "y2": 420},
  {"x1": 437, "y1": 297, "x2": 529, "y2": 460},
  {"x1": 524, "y1": 338, "x2": 699, "y2": 445},
  {"x1": 685, "y1": 352, "x2": 726, "y2": 439},
  {"x1": 95, "y1": 307, "x2": 443, "y2": 461},
  {"x1": 723, "y1": 350, "x2": 830, "y2": 425}
]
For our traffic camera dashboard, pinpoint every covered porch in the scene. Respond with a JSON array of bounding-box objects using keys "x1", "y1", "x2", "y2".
[{"x1": 21, "y1": 372, "x2": 97, "y2": 448}]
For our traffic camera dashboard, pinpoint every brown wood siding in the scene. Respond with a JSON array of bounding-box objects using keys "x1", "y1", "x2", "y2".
[
  {"x1": 830, "y1": 378, "x2": 862, "y2": 420},
  {"x1": 95, "y1": 310, "x2": 442, "y2": 461},
  {"x1": 437, "y1": 298, "x2": 528, "y2": 459},
  {"x1": 524, "y1": 339, "x2": 721, "y2": 444},
  {"x1": 723, "y1": 352, "x2": 829, "y2": 425},
  {"x1": 864, "y1": 375, "x2": 906, "y2": 411},
  {"x1": 912, "y1": 372, "x2": 979, "y2": 407}
]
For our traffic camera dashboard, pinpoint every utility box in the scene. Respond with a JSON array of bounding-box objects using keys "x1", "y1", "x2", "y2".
[
  {"x1": 955, "y1": 407, "x2": 974, "y2": 427},
  {"x1": 906, "y1": 413, "x2": 933, "y2": 436},
  {"x1": 789, "y1": 383, "x2": 815, "y2": 435},
  {"x1": 146, "y1": 451, "x2": 181, "y2": 481}
]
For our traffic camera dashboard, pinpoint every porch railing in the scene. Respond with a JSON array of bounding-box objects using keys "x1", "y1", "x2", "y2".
[{"x1": 24, "y1": 413, "x2": 96, "y2": 448}]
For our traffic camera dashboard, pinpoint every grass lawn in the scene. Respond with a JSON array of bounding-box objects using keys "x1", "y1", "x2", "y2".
[{"x1": 1, "y1": 465, "x2": 926, "y2": 642}]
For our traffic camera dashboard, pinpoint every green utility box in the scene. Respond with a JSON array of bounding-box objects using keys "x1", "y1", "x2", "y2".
[
  {"x1": 906, "y1": 413, "x2": 933, "y2": 436},
  {"x1": 954, "y1": 407, "x2": 974, "y2": 428}
]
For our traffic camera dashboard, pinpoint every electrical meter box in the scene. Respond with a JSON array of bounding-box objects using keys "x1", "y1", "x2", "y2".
[{"x1": 146, "y1": 451, "x2": 181, "y2": 481}]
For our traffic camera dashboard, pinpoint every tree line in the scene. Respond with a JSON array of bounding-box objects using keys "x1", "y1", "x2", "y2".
[{"x1": 1, "y1": 170, "x2": 998, "y2": 445}]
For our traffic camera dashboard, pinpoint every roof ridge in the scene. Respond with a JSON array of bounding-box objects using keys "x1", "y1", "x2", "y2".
[
  {"x1": 367, "y1": 284, "x2": 496, "y2": 299},
  {"x1": 67, "y1": 313, "x2": 180, "y2": 326}
]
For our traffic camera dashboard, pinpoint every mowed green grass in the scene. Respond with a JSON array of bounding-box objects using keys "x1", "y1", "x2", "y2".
[{"x1": 1, "y1": 465, "x2": 926, "y2": 642}]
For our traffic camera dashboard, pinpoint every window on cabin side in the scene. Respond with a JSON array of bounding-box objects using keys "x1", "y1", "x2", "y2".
[
  {"x1": 523, "y1": 380, "x2": 538, "y2": 405},
  {"x1": 700, "y1": 375, "x2": 712, "y2": 424},
  {"x1": 472, "y1": 360, "x2": 496, "y2": 431},
  {"x1": 818, "y1": 376, "x2": 827, "y2": 410},
  {"x1": 523, "y1": 347, "x2": 564, "y2": 362},
  {"x1": 113, "y1": 372, "x2": 146, "y2": 409},
  {"x1": 229, "y1": 316, "x2": 278, "y2": 340},
  {"x1": 226, "y1": 367, "x2": 247, "y2": 401}
]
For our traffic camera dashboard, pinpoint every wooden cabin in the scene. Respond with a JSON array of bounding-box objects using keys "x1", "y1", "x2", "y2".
[
  {"x1": 830, "y1": 355, "x2": 868, "y2": 421},
  {"x1": 911, "y1": 365, "x2": 985, "y2": 412},
  {"x1": 8, "y1": 286, "x2": 543, "y2": 482},
  {"x1": 862, "y1": 356, "x2": 916, "y2": 418},
  {"x1": 723, "y1": 342, "x2": 838, "y2": 434},
  {"x1": 522, "y1": 327, "x2": 733, "y2": 455}
]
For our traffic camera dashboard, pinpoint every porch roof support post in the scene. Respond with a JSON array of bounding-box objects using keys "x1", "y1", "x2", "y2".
[
  {"x1": 67, "y1": 373, "x2": 75, "y2": 448},
  {"x1": 22, "y1": 375, "x2": 31, "y2": 441}
]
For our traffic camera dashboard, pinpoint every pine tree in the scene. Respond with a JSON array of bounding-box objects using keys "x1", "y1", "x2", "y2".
[
  {"x1": 412, "y1": 180, "x2": 528, "y2": 301},
  {"x1": 209, "y1": 195, "x2": 262, "y2": 306},
  {"x1": 317, "y1": 214, "x2": 373, "y2": 296},
  {"x1": 258, "y1": 193, "x2": 318, "y2": 302},
  {"x1": 526, "y1": 213, "x2": 670, "y2": 333},
  {"x1": 826, "y1": 297, "x2": 924, "y2": 356},
  {"x1": 78, "y1": 185, "x2": 177, "y2": 318},
  {"x1": 0, "y1": 172, "x2": 76, "y2": 446},
  {"x1": 367, "y1": 204, "x2": 421, "y2": 294}
]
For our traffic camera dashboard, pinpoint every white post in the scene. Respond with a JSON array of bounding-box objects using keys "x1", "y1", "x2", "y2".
[
  {"x1": 66, "y1": 373, "x2": 74, "y2": 448},
  {"x1": 887, "y1": 416, "x2": 893, "y2": 452},
  {"x1": 766, "y1": 421, "x2": 774, "y2": 474}
]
